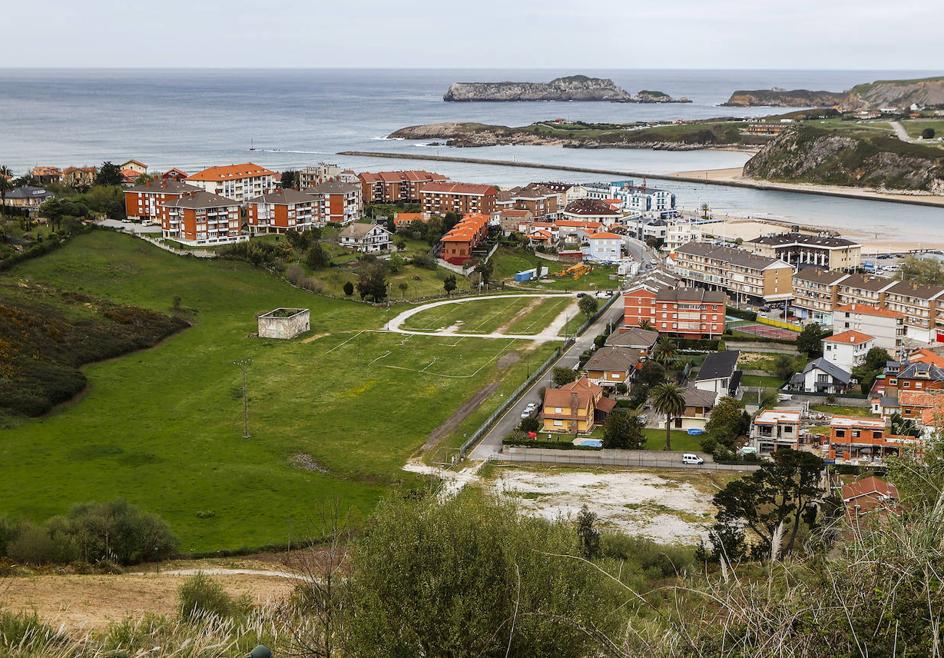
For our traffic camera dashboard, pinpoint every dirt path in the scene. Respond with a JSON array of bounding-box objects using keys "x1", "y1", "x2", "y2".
[{"x1": 494, "y1": 297, "x2": 542, "y2": 334}]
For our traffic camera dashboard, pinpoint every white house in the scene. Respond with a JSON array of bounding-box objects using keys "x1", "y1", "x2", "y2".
[
  {"x1": 609, "y1": 181, "x2": 676, "y2": 212},
  {"x1": 693, "y1": 351, "x2": 742, "y2": 398},
  {"x1": 664, "y1": 221, "x2": 703, "y2": 252},
  {"x1": 791, "y1": 357, "x2": 852, "y2": 395},
  {"x1": 338, "y1": 222, "x2": 393, "y2": 253},
  {"x1": 584, "y1": 232, "x2": 622, "y2": 263},
  {"x1": 823, "y1": 330, "x2": 875, "y2": 373}
]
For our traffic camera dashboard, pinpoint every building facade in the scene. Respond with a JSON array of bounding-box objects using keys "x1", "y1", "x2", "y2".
[
  {"x1": 186, "y1": 163, "x2": 276, "y2": 203},
  {"x1": 624, "y1": 287, "x2": 726, "y2": 338},
  {"x1": 358, "y1": 170, "x2": 449, "y2": 204},
  {"x1": 124, "y1": 178, "x2": 201, "y2": 223},
  {"x1": 671, "y1": 242, "x2": 794, "y2": 305},
  {"x1": 439, "y1": 213, "x2": 490, "y2": 265},
  {"x1": 306, "y1": 181, "x2": 363, "y2": 226},
  {"x1": 745, "y1": 232, "x2": 861, "y2": 270},
  {"x1": 823, "y1": 330, "x2": 876, "y2": 373},
  {"x1": 338, "y1": 222, "x2": 393, "y2": 253},
  {"x1": 163, "y1": 191, "x2": 242, "y2": 244},
  {"x1": 832, "y1": 304, "x2": 905, "y2": 354},
  {"x1": 420, "y1": 182, "x2": 498, "y2": 216},
  {"x1": 246, "y1": 189, "x2": 315, "y2": 233}
]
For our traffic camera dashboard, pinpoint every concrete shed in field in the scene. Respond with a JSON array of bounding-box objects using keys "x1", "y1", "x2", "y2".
[{"x1": 258, "y1": 308, "x2": 310, "y2": 339}]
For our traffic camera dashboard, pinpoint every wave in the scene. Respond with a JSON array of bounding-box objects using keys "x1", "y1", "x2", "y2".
[{"x1": 370, "y1": 136, "x2": 404, "y2": 141}]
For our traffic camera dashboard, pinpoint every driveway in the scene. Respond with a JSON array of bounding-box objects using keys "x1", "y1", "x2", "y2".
[{"x1": 96, "y1": 218, "x2": 162, "y2": 234}]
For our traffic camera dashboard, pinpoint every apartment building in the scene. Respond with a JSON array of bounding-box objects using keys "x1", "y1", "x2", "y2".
[
  {"x1": 832, "y1": 304, "x2": 905, "y2": 353},
  {"x1": 246, "y1": 189, "x2": 315, "y2": 234},
  {"x1": 358, "y1": 170, "x2": 448, "y2": 204},
  {"x1": 664, "y1": 221, "x2": 703, "y2": 252},
  {"x1": 823, "y1": 330, "x2": 875, "y2": 372},
  {"x1": 671, "y1": 242, "x2": 793, "y2": 305},
  {"x1": 298, "y1": 163, "x2": 342, "y2": 189},
  {"x1": 608, "y1": 180, "x2": 676, "y2": 212},
  {"x1": 791, "y1": 268, "x2": 848, "y2": 324},
  {"x1": 884, "y1": 280, "x2": 944, "y2": 344},
  {"x1": 495, "y1": 185, "x2": 559, "y2": 218},
  {"x1": 186, "y1": 163, "x2": 276, "y2": 203},
  {"x1": 420, "y1": 182, "x2": 498, "y2": 216},
  {"x1": 560, "y1": 199, "x2": 621, "y2": 226},
  {"x1": 439, "y1": 213, "x2": 490, "y2": 265},
  {"x1": 624, "y1": 285, "x2": 726, "y2": 338},
  {"x1": 306, "y1": 181, "x2": 362, "y2": 226},
  {"x1": 531, "y1": 181, "x2": 590, "y2": 207},
  {"x1": 124, "y1": 178, "x2": 201, "y2": 223},
  {"x1": 163, "y1": 191, "x2": 242, "y2": 245},
  {"x1": 745, "y1": 232, "x2": 861, "y2": 270}
]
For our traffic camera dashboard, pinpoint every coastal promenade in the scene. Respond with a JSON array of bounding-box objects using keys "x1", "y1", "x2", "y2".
[{"x1": 337, "y1": 150, "x2": 944, "y2": 209}]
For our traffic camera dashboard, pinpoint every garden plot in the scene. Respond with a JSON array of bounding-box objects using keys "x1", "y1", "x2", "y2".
[{"x1": 491, "y1": 467, "x2": 727, "y2": 544}]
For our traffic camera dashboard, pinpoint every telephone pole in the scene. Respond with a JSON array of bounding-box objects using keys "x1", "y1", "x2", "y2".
[{"x1": 234, "y1": 358, "x2": 252, "y2": 439}]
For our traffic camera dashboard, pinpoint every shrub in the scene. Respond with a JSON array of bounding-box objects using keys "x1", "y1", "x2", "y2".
[
  {"x1": 62, "y1": 499, "x2": 178, "y2": 564},
  {"x1": 726, "y1": 306, "x2": 757, "y2": 321},
  {"x1": 285, "y1": 264, "x2": 305, "y2": 286},
  {"x1": 6, "y1": 522, "x2": 78, "y2": 564},
  {"x1": 178, "y1": 573, "x2": 236, "y2": 620},
  {"x1": 922, "y1": 127, "x2": 936, "y2": 140},
  {"x1": 0, "y1": 611, "x2": 66, "y2": 651},
  {"x1": 411, "y1": 253, "x2": 436, "y2": 269},
  {"x1": 342, "y1": 281, "x2": 354, "y2": 296}
]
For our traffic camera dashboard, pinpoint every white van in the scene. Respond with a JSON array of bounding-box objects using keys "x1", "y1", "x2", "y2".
[{"x1": 681, "y1": 453, "x2": 704, "y2": 465}]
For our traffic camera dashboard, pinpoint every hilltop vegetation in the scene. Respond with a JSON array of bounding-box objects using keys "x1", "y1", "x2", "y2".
[{"x1": 744, "y1": 125, "x2": 944, "y2": 191}]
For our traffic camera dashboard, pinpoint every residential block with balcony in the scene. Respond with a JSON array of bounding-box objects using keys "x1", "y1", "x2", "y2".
[{"x1": 671, "y1": 242, "x2": 793, "y2": 305}]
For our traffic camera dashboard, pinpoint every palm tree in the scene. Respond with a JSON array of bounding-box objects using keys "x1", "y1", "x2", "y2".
[
  {"x1": 0, "y1": 165, "x2": 12, "y2": 208},
  {"x1": 638, "y1": 319, "x2": 654, "y2": 331},
  {"x1": 649, "y1": 383, "x2": 686, "y2": 451},
  {"x1": 652, "y1": 336, "x2": 678, "y2": 366}
]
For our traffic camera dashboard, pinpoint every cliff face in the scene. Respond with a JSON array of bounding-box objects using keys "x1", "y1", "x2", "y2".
[
  {"x1": 722, "y1": 89, "x2": 847, "y2": 108},
  {"x1": 846, "y1": 77, "x2": 944, "y2": 109},
  {"x1": 442, "y1": 76, "x2": 689, "y2": 103},
  {"x1": 743, "y1": 127, "x2": 944, "y2": 192}
]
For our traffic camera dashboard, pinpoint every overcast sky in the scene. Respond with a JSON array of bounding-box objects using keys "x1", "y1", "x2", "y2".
[{"x1": 2, "y1": 0, "x2": 939, "y2": 69}]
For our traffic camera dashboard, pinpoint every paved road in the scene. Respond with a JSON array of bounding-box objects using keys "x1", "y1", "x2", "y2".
[
  {"x1": 469, "y1": 296, "x2": 625, "y2": 460},
  {"x1": 622, "y1": 235, "x2": 656, "y2": 268},
  {"x1": 97, "y1": 218, "x2": 162, "y2": 234},
  {"x1": 890, "y1": 121, "x2": 915, "y2": 144}
]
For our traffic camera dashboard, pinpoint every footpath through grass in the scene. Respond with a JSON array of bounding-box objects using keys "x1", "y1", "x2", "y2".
[{"x1": 0, "y1": 231, "x2": 552, "y2": 553}]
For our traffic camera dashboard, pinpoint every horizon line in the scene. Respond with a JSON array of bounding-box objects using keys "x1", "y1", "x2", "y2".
[{"x1": 0, "y1": 66, "x2": 940, "y2": 72}]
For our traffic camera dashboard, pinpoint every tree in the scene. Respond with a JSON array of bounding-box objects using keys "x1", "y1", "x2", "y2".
[
  {"x1": 922, "y1": 127, "x2": 936, "y2": 140},
  {"x1": 772, "y1": 354, "x2": 799, "y2": 380},
  {"x1": 424, "y1": 215, "x2": 444, "y2": 245},
  {"x1": 709, "y1": 449, "x2": 823, "y2": 561},
  {"x1": 578, "y1": 295, "x2": 598, "y2": 319},
  {"x1": 95, "y1": 161, "x2": 124, "y2": 186},
  {"x1": 0, "y1": 166, "x2": 14, "y2": 207},
  {"x1": 603, "y1": 408, "x2": 645, "y2": 449},
  {"x1": 40, "y1": 197, "x2": 89, "y2": 232},
  {"x1": 397, "y1": 281, "x2": 408, "y2": 298},
  {"x1": 649, "y1": 383, "x2": 686, "y2": 451},
  {"x1": 651, "y1": 336, "x2": 678, "y2": 366},
  {"x1": 705, "y1": 396, "x2": 748, "y2": 451},
  {"x1": 519, "y1": 416, "x2": 540, "y2": 433},
  {"x1": 575, "y1": 506, "x2": 601, "y2": 559},
  {"x1": 552, "y1": 366, "x2": 577, "y2": 386},
  {"x1": 305, "y1": 242, "x2": 330, "y2": 270},
  {"x1": 356, "y1": 263, "x2": 388, "y2": 302},
  {"x1": 797, "y1": 323, "x2": 831, "y2": 358},
  {"x1": 387, "y1": 253, "x2": 405, "y2": 274},
  {"x1": 281, "y1": 170, "x2": 299, "y2": 190},
  {"x1": 285, "y1": 228, "x2": 312, "y2": 252},
  {"x1": 638, "y1": 319, "x2": 654, "y2": 331},
  {"x1": 474, "y1": 258, "x2": 493, "y2": 286},
  {"x1": 443, "y1": 274, "x2": 457, "y2": 296},
  {"x1": 134, "y1": 173, "x2": 152, "y2": 186},
  {"x1": 344, "y1": 489, "x2": 618, "y2": 657},
  {"x1": 899, "y1": 256, "x2": 944, "y2": 285},
  {"x1": 700, "y1": 202, "x2": 710, "y2": 219},
  {"x1": 852, "y1": 346, "x2": 892, "y2": 393},
  {"x1": 342, "y1": 281, "x2": 354, "y2": 296}
]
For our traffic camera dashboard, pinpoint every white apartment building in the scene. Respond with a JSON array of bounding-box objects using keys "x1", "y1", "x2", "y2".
[
  {"x1": 832, "y1": 304, "x2": 905, "y2": 354},
  {"x1": 584, "y1": 232, "x2": 622, "y2": 263},
  {"x1": 609, "y1": 180, "x2": 676, "y2": 212},
  {"x1": 186, "y1": 163, "x2": 277, "y2": 204}
]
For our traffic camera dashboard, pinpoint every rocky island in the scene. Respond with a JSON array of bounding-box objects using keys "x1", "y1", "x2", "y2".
[
  {"x1": 723, "y1": 89, "x2": 847, "y2": 108},
  {"x1": 442, "y1": 75, "x2": 690, "y2": 103}
]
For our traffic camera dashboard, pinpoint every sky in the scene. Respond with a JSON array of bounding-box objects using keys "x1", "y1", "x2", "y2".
[{"x1": 2, "y1": 0, "x2": 940, "y2": 70}]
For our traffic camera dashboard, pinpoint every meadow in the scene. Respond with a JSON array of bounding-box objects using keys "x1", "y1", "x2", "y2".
[
  {"x1": 402, "y1": 294, "x2": 574, "y2": 335},
  {"x1": 0, "y1": 230, "x2": 559, "y2": 552}
]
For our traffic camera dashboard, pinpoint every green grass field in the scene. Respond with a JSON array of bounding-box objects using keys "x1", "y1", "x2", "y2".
[
  {"x1": 0, "y1": 231, "x2": 557, "y2": 552},
  {"x1": 642, "y1": 429, "x2": 703, "y2": 452},
  {"x1": 901, "y1": 120, "x2": 944, "y2": 140},
  {"x1": 810, "y1": 404, "x2": 874, "y2": 417},
  {"x1": 402, "y1": 296, "x2": 569, "y2": 334},
  {"x1": 490, "y1": 248, "x2": 620, "y2": 292},
  {"x1": 741, "y1": 374, "x2": 786, "y2": 389}
]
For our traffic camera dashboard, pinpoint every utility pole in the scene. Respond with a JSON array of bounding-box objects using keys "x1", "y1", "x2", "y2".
[{"x1": 234, "y1": 358, "x2": 252, "y2": 439}]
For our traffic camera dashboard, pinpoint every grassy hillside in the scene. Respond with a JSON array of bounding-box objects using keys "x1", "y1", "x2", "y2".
[{"x1": 0, "y1": 230, "x2": 556, "y2": 552}]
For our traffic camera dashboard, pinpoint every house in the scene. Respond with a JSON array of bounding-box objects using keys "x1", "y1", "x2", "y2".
[
  {"x1": 555, "y1": 219, "x2": 605, "y2": 244},
  {"x1": 29, "y1": 166, "x2": 63, "y2": 185},
  {"x1": 897, "y1": 390, "x2": 944, "y2": 423},
  {"x1": 495, "y1": 185, "x2": 559, "y2": 218},
  {"x1": 393, "y1": 211, "x2": 431, "y2": 230},
  {"x1": 694, "y1": 351, "x2": 742, "y2": 398},
  {"x1": 420, "y1": 182, "x2": 498, "y2": 216},
  {"x1": 306, "y1": 180, "x2": 363, "y2": 226},
  {"x1": 671, "y1": 242, "x2": 794, "y2": 306},
  {"x1": 823, "y1": 330, "x2": 875, "y2": 373},
  {"x1": 605, "y1": 327, "x2": 659, "y2": 356},
  {"x1": 187, "y1": 163, "x2": 277, "y2": 203},
  {"x1": 673, "y1": 387, "x2": 717, "y2": 430},
  {"x1": 826, "y1": 416, "x2": 918, "y2": 465},
  {"x1": 62, "y1": 166, "x2": 97, "y2": 188},
  {"x1": 247, "y1": 189, "x2": 316, "y2": 234},
  {"x1": 162, "y1": 168, "x2": 190, "y2": 182},
  {"x1": 359, "y1": 170, "x2": 448, "y2": 204},
  {"x1": 3, "y1": 186, "x2": 53, "y2": 209},
  {"x1": 584, "y1": 232, "x2": 622, "y2": 263},
  {"x1": 793, "y1": 357, "x2": 852, "y2": 395},
  {"x1": 894, "y1": 361, "x2": 944, "y2": 393},
  {"x1": 124, "y1": 178, "x2": 201, "y2": 223},
  {"x1": 542, "y1": 377, "x2": 612, "y2": 434},
  {"x1": 533, "y1": 181, "x2": 590, "y2": 206},
  {"x1": 439, "y1": 213, "x2": 490, "y2": 265},
  {"x1": 842, "y1": 476, "x2": 900, "y2": 522},
  {"x1": 907, "y1": 348, "x2": 944, "y2": 368},
  {"x1": 121, "y1": 159, "x2": 148, "y2": 176},
  {"x1": 493, "y1": 209, "x2": 534, "y2": 236},
  {"x1": 163, "y1": 190, "x2": 242, "y2": 245},
  {"x1": 338, "y1": 222, "x2": 393, "y2": 253},
  {"x1": 582, "y1": 347, "x2": 641, "y2": 387},
  {"x1": 832, "y1": 304, "x2": 904, "y2": 354},
  {"x1": 744, "y1": 232, "x2": 861, "y2": 270},
  {"x1": 560, "y1": 199, "x2": 621, "y2": 226},
  {"x1": 751, "y1": 408, "x2": 802, "y2": 455}
]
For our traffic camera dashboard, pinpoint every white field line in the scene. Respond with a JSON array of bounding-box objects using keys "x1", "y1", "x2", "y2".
[
  {"x1": 324, "y1": 330, "x2": 367, "y2": 355},
  {"x1": 382, "y1": 339, "x2": 518, "y2": 379},
  {"x1": 368, "y1": 350, "x2": 392, "y2": 366},
  {"x1": 507, "y1": 297, "x2": 572, "y2": 335}
]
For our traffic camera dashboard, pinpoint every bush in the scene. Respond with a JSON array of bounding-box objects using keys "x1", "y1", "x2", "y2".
[
  {"x1": 342, "y1": 281, "x2": 354, "y2": 296},
  {"x1": 922, "y1": 127, "x2": 936, "y2": 140},
  {"x1": 6, "y1": 522, "x2": 77, "y2": 564},
  {"x1": 411, "y1": 253, "x2": 437, "y2": 269},
  {"x1": 178, "y1": 573, "x2": 238, "y2": 620},
  {"x1": 726, "y1": 306, "x2": 757, "y2": 321},
  {"x1": 0, "y1": 611, "x2": 66, "y2": 651},
  {"x1": 285, "y1": 263, "x2": 305, "y2": 286}
]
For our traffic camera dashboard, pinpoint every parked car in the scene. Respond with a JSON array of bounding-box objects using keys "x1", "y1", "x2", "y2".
[
  {"x1": 681, "y1": 453, "x2": 705, "y2": 465},
  {"x1": 594, "y1": 290, "x2": 611, "y2": 299},
  {"x1": 520, "y1": 402, "x2": 538, "y2": 419}
]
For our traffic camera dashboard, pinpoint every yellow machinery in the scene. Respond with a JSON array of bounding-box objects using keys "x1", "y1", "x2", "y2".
[{"x1": 554, "y1": 263, "x2": 592, "y2": 280}]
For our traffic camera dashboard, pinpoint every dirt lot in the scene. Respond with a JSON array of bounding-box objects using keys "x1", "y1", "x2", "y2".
[
  {"x1": 1, "y1": 563, "x2": 297, "y2": 631},
  {"x1": 489, "y1": 465, "x2": 737, "y2": 544}
]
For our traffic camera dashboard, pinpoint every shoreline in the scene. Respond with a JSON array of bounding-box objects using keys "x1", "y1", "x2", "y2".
[{"x1": 337, "y1": 150, "x2": 944, "y2": 209}]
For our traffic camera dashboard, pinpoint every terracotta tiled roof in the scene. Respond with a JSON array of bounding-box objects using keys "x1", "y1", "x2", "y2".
[
  {"x1": 422, "y1": 181, "x2": 498, "y2": 195},
  {"x1": 909, "y1": 349, "x2": 944, "y2": 368},
  {"x1": 834, "y1": 304, "x2": 904, "y2": 319},
  {"x1": 898, "y1": 390, "x2": 944, "y2": 408},
  {"x1": 167, "y1": 190, "x2": 239, "y2": 209},
  {"x1": 842, "y1": 476, "x2": 899, "y2": 504},
  {"x1": 187, "y1": 163, "x2": 276, "y2": 182},
  {"x1": 824, "y1": 330, "x2": 875, "y2": 344},
  {"x1": 587, "y1": 232, "x2": 622, "y2": 240}
]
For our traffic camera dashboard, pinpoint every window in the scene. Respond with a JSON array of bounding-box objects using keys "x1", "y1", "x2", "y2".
[
  {"x1": 872, "y1": 431, "x2": 882, "y2": 439},
  {"x1": 836, "y1": 429, "x2": 846, "y2": 438},
  {"x1": 555, "y1": 407, "x2": 562, "y2": 413},
  {"x1": 553, "y1": 420, "x2": 563, "y2": 427}
]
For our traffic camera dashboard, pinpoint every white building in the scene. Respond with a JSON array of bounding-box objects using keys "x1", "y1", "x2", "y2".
[
  {"x1": 609, "y1": 180, "x2": 676, "y2": 212},
  {"x1": 793, "y1": 358, "x2": 852, "y2": 395},
  {"x1": 186, "y1": 163, "x2": 277, "y2": 204},
  {"x1": 584, "y1": 232, "x2": 622, "y2": 263},
  {"x1": 664, "y1": 221, "x2": 703, "y2": 252},
  {"x1": 832, "y1": 304, "x2": 905, "y2": 354},
  {"x1": 823, "y1": 330, "x2": 875, "y2": 373},
  {"x1": 750, "y1": 408, "x2": 802, "y2": 455},
  {"x1": 338, "y1": 222, "x2": 393, "y2": 253}
]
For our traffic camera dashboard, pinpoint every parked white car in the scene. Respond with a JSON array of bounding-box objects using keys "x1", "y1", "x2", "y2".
[
  {"x1": 520, "y1": 402, "x2": 538, "y2": 419},
  {"x1": 681, "y1": 453, "x2": 705, "y2": 465}
]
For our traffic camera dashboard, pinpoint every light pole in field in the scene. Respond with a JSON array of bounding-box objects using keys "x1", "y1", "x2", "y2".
[{"x1": 234, "y1": 358, "x2": 253, "y2": 439}]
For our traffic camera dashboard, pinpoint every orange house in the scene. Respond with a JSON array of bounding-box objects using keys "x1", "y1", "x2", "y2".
[
  {"x1": 439, "y1": 213, "x2": 490, "y2": 265},
  {"x1": 826, "y1": 416, "x2": 918, "y2": 464}
]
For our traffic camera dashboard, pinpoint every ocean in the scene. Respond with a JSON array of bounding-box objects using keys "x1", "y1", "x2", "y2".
[{"x1": 1, "y1": 68, "x2": 942, "y2": 241}]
